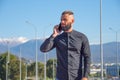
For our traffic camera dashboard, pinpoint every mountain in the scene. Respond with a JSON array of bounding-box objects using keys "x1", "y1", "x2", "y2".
[
  {"x1": 10, "y1": 39, "x2": 56, "y2": 62},
  {"x1": 0, "y1": 38, "x2": 120, "y2": 63},
  {"x1": 91, "y1": 42, "x2": 120, "y2": 63},
  {"x1": 0, "y1": 37, "x2": 28, "y2": 53}
]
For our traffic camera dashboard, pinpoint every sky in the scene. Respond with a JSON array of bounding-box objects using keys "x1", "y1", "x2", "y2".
[{"x1": 0, "y1": 0, "x2": 120, "y2": 44}]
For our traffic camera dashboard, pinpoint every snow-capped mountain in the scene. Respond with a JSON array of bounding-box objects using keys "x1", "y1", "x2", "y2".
[
  {"x1": 10, "y1": 39, "x2": 56, "y2": 62},
  {"x1": 0, "y1": 37, "x2": 120, "y2": 63},
  {"x1": 0, "y1": 37, "x2": 28, "y2": 53}
]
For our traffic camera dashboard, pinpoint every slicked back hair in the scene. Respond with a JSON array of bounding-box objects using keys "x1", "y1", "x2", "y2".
[{"x1": 62, "y1": 10, "x2": 74, "y2": 15}]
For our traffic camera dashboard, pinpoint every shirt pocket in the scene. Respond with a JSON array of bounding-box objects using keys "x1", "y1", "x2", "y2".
[{"x1": 69, "y1": 41, "x2": 82, "y2": 53}]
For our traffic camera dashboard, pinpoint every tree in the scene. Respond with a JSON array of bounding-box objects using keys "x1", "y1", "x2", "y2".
[
  {"x1": 27, "y1": 62, "x2": 44, "y2": 79},
  {"x1": 38, "y1": 62, "x2": 44, "y2": 79},
  {"x1": 9, "y1": 59, "x2": 20, "y2": 80},
  {"x1": 9, "y1": 54, "x2": 26, "y2": 80},
  {"x1": 0, "y1": 52, "x2": 26, "y2": 80},
  {"x1": 0, "y1": 52, "x2": 7, "y2": 80},
  {"x1": 46, "y1": 59, "x2": 57, "y2": 79},
  {"x1": 27, "y1": 62, "x2": 35, "y2": 77}
]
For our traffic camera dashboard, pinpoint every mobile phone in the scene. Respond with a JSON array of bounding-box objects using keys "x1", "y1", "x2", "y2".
[{"x1": 58, "y1": 23, "x2": 62, "y2": 31}]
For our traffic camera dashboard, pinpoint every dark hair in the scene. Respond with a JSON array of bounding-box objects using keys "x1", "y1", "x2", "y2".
[{"x1": 62, "y1": 10, "x2": 74, "y2": 15}]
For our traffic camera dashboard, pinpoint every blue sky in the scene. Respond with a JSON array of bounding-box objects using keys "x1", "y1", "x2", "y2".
[{"x1": 0, "y1": 0, "x2": 120, "y2": 44}]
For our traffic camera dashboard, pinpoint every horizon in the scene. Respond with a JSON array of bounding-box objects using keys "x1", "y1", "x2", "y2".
[
  {"x1": 0, "y1": 0, "x2": 120, "y2": 44},
  {"x1": 0, "y1": 37, "x2": 120, "y2": 45}
]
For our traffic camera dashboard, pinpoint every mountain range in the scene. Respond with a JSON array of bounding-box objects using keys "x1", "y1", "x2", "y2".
[{"x1": 0, "y1": 38, "x2": 120, "y2": 63}]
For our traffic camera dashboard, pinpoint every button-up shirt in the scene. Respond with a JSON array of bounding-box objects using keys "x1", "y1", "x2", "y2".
[{"x1": 40, "y1": 30, "x2": 91, "y2": 80}]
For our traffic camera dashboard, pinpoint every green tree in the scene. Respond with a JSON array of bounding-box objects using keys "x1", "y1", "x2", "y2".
[
  {"x1": 0, "y1": 52, "x2": 7, "y2": 80},
  {"x1": 9, "y1": 54, "x2": 26, "y2": 80},
  {"x1": 27, "y1": 62, "x2": 44, "y2": 79},
  {"x1": 38, "y1": 62, "x2": 44, "y2": 79},
  {"x1": 0, "y1": 52, "x2": 26, "y2": 80},
  {"x1": 27, "y1": 62, "x2": 35, "y2": 77},
  {"x1": 46, "y1": 59, "x2": 57, "y2": 79}
]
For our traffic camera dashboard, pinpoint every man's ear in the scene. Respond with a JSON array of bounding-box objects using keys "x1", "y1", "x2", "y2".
[{"x1": 72, "y1": 19, "x2": 74, "y2": 23}]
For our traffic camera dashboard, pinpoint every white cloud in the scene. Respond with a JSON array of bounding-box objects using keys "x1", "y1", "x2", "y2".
[
  {"x1": 17, "y1": 37, "x2": 28, "y2": 43},
  {"x1": 0, "y1": 37, "x2": 29, "y2": 43}
]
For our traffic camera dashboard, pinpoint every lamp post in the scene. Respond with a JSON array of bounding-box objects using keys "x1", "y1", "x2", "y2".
[
  {"x1": 25, "y1": 21, "x2": 38, "y2": 80},
  {"x1": 6, "y1": 61, "x2": 8, "y2": 80},
  {"x1": 19, "y1": 46, "x2": 22, "y2": 80},
  {"x1": 25, "y1": 60, "x2": 29, "y2": 80},
  {"x1": 100, "y1": 0, "x2": 104, "y2": 79},
  {"x1": 1, "y1": 38, "x2": 13, "y2": 80},
  {"x1": 26, "y1": 63, "x2": 28, "y2": 80},
  {"x1": 109, "y1": 27, "x2": 119, "y2": 78},
  {"x1": 2, "y1": 39, "x2": 10, "y2": 80},
  {"x1": 44, "y1": 53, "x2": 47, "y2": 80},
  {"x1": 42, "y1": 24, "x2": 52, "y2": 80},
  {"x1": 6, "y1": 41, "x2": 9, "y2": 80},
  {"x1": 53, "y1": 59, "x2": 54, "y2": 80},
  {"x1": 43, "y1": 27, "x2": 48, "y2": 80}
]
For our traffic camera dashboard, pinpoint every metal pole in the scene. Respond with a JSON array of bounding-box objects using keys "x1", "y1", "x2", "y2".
[
  {"x1": 105, "y1": 63, "x2": 107, "y2": 79},
  {"x1": 26, "y1": 63, "x2": 28, "y2": 80},
  {"x1": 20, "y1": 47, "x2": 22, "y2": 80},
  {"x1": 6, "y1": 40, "x2": 10, "y2": 80},
  {"x1": 43, "y1": 28, "x2": 47, "y2": 80},
  {"x1": 6, "y1": 61, "x2": 8, "y2": 80},
  {"x1": 8, "y1": 42, "x2": 10, "y2": 80},
  {"x1": 44, "y1": 53, "x2": 46, "y2": 80},
  {"x1": 7, "y1": 41, "x2": 10, "y2": 64},
  {"x1": 116, "y1": 32, "x2": 119, "y2": 78},
  {"x1": 53, "y1": 59, "x2": 54, "y2": 80},
  {"x1": 35, "y1": 30, "x2": 38, "y2": 80},
  {"x1": 109, "y1": 28, "x2": 120, "y2": 78},
  {"x1": 26, "y1": 21, "x2": 38, "y2": 80},
  {"x1": 100, "y1": 0, "x2": 104, "y2": 79},
  {"x1": 2, "y1": 38, "x2": 11, "y2": 80}
]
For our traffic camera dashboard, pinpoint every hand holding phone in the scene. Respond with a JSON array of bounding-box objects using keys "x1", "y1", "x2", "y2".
[
  {"x1": 58, "y1": 23, "x2": 62, "y2": 31},
  {"x1": 52, "y1": 23, "x2": 61, "y2": 37}
]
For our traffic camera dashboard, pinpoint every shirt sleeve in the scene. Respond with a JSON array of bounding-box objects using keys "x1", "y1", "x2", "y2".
[
  {"x1": 40, "y1": 35, "x2": 55, "y2": 52},
  {"x1": 81, "y1": 35, "x2": 91, "y2": 78}
]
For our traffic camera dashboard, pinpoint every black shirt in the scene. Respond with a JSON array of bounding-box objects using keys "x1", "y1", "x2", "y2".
[{"x1": 40, "y1": 30, "x2": 91, "y2": 80}]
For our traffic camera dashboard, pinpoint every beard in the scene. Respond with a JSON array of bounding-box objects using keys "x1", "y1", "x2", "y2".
[{"x1": 61, "y1": 23, "x2": 72, "y2": 31}]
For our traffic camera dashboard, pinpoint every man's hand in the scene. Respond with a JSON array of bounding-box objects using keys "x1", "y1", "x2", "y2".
[
  {"x1": 81, "y1": 77, "x2": 88, "y2": 80},
  {"x1": 52, "y1": 25, "x2": 61, "y2": 37}
]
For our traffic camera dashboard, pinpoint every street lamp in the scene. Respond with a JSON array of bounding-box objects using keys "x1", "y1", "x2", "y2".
[
  {"x1": 25, "y1": 63, "x2": 28, "y2": 80},
  {"x1": 25, "y1": 21, "x2": 38, "y2": 80},
  {"x1": 25, "y1": 60, "x2": 29, "y2": 80},
  {"x1": 109, "y1": 27, "x2": 120, "y2": 78},
  {"x1": 43, "y1": 26, "x2": 48, "y2": 80},
  {"x1": 44, "y1": 53, "x2": 47, "y2": 80},
  {"x1": 100, "y1": 0, "x2": 104, "y2": 79},
  {"x1": 6, "y1": 41, "x2": 9, "y2": 80},
  {"x1": 2, "y1": 38, "x2": 10, "y2": 80},
  {"x1": 19, "y1": 47, "x2": 22, "y2": 80},
  {"x1": 53, "y1": 59, "x2": 54, "y2": 80}
]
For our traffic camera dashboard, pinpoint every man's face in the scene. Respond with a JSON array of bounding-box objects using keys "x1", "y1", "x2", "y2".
[{"x1": 60, "y1": 14, "x2": 74, "y2": 27}]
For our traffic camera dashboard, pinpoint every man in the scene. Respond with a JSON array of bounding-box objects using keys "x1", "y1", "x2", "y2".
[{"x1": 40, "y1": 10, "x2": 91, "y2": 80}]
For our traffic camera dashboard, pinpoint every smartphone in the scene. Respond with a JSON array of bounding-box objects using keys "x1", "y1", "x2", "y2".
[{"x1": 58, "y1": 23, "x2": 62, "y2": 31}]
